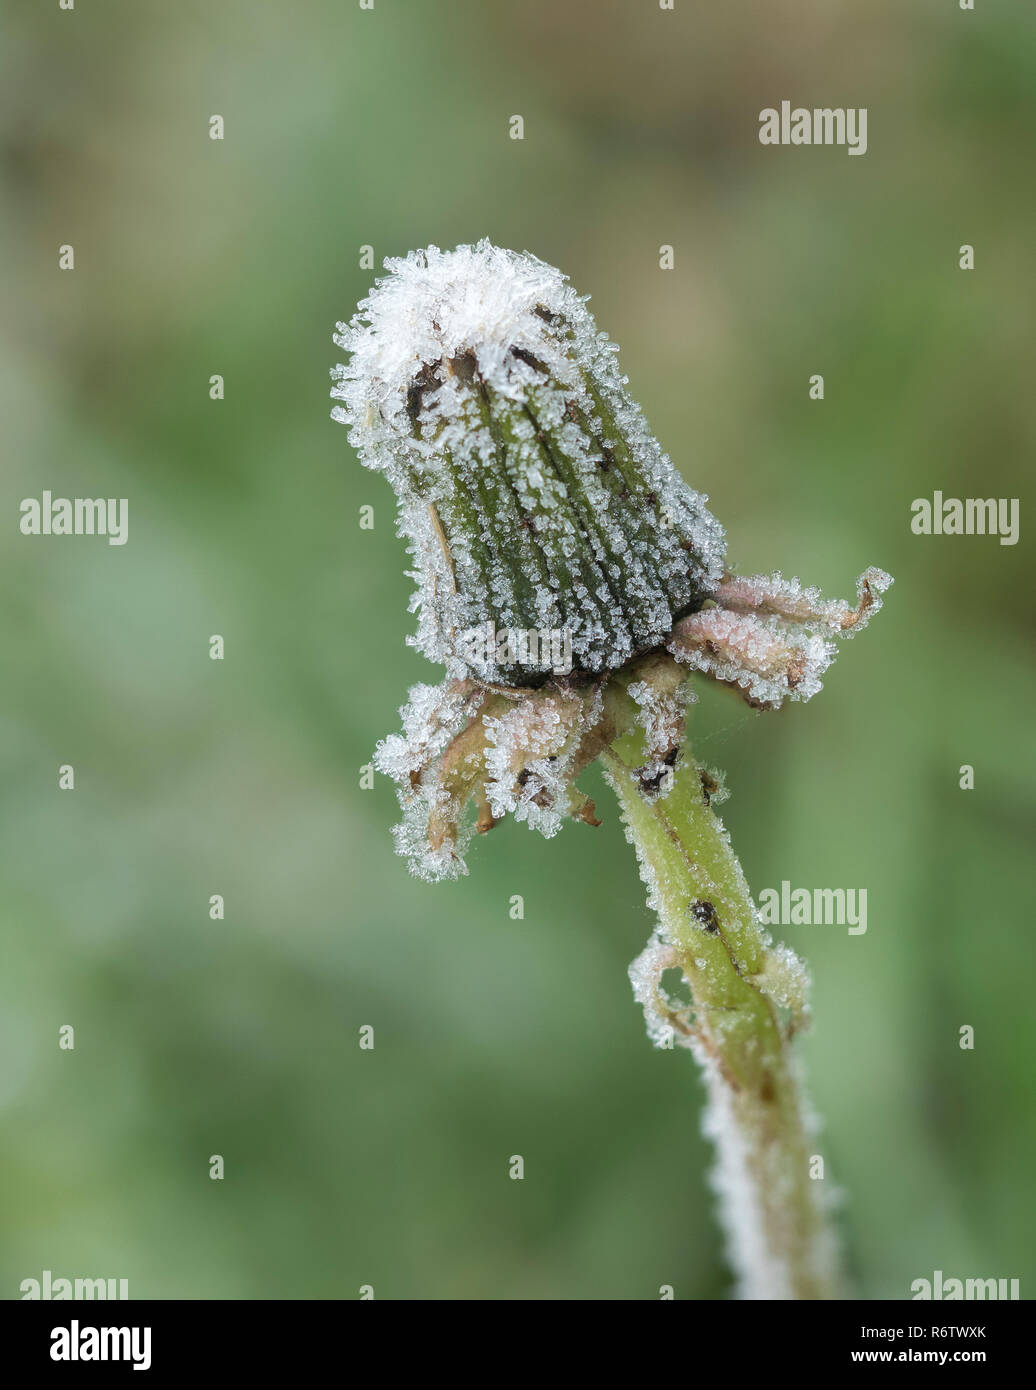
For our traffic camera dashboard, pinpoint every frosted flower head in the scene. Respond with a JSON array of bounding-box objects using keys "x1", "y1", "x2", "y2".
[
  {"x1": 331, "y1": 240, "x2": 726, "y2": 686},
  {"x1": 331, "y1": 244, "x2": 892, "y2": 881}
]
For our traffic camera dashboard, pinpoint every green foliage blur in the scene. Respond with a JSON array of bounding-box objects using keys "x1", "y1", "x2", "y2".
[{"x1": 2, "y1": 0, "x2": 1033, "y2": 1299}]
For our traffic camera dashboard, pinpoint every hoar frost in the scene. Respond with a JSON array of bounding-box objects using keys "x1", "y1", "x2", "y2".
[{"x1": 332, "y1": 241, "x2": 892, "y2": 881}]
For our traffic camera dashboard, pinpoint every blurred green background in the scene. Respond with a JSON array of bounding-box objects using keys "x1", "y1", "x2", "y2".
[{"x1": 2, "y1": 0, "x2": 1033, "y2": 1299}]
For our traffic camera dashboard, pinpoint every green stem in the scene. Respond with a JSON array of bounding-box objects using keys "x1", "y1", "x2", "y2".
[{"x1": 600, "y1": 724, "x2": 842, "y2": 1300}]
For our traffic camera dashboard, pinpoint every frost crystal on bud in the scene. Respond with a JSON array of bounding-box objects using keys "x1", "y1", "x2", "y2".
[{"x1": 331, "y1": 239, "x2": 726, "y2": 686}]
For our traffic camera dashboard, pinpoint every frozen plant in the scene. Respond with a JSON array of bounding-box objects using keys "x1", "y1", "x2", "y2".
[{"x1": 332, "y1": 241, "x2": 892, "y2": 1298}]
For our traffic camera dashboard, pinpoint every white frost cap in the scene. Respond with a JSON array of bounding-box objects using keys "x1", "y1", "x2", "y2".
[
  {"x1": 331, "y1": 240, "x2": 727, "y2": 687},
  {"x1": 331, "y1": 240, "x2": 580, "y2": 420}
]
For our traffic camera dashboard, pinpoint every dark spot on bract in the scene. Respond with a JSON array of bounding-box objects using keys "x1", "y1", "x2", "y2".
[
  {"x1": 445, "y1": 350, "x2": 478, "y2": 384},
  {"x1": 636, "y1": 767, "x2": 667, "y2": 796},
  {"x1": 690, "y1": 899, "x2": 720, "y2": 935},
  {"x1": 406, "y1": 361, "x2": 440, "y2": 425},
  {"x1": 699, "y1": 768, "x2": 719, "y2": 806},
  {"x1": 511, "y1": 345, "x2": 548, "y2": 374}
]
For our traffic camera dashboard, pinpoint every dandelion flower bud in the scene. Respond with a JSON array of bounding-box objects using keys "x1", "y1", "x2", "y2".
[{"x1": 331, "y1": 240, "x2": 726, "y2": 686}]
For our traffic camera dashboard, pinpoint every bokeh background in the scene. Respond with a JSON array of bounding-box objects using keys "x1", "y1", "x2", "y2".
[{"x1": 2, "y1": 0, "x2": 1033, "y2": 1299}]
